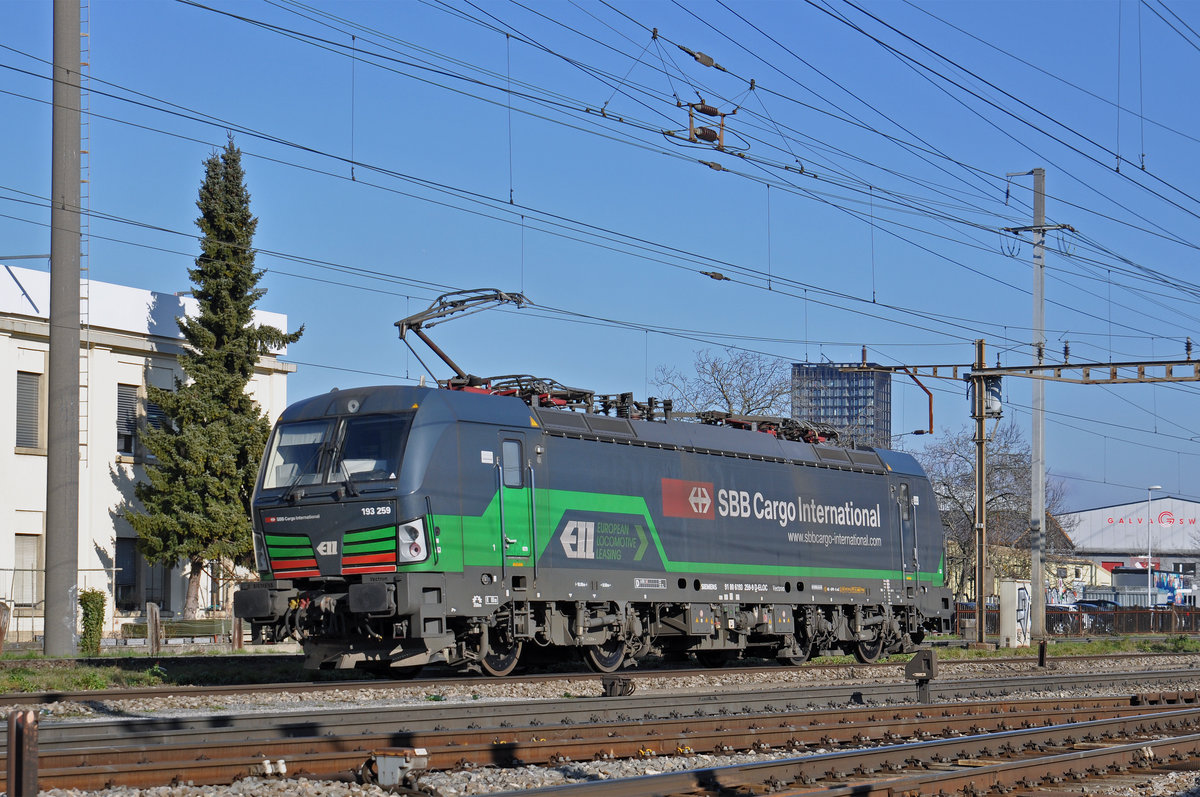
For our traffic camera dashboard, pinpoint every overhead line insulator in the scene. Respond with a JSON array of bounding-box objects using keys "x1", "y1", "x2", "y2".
[
  {"x1": 677, "y1": 44, "x2": 722, "y2": 70},
  {"x1": 682, "y1": 101, "x2": 737, "y2": 151}
]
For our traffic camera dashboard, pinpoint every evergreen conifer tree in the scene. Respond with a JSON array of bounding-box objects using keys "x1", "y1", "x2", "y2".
[{"x1": 125, "y1": 136, "x2": 302, "y2": 618}]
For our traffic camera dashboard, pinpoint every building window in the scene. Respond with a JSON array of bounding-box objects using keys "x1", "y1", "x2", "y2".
[
  {"x1": 13, "y1": 533, "x2": 43, "y2": 610},
  {"x1": 144, "y1": 560, "x2": 170, "y2": 609},
  {"x1": 115, "y1": 537, "x2": 138, "y2": 612},
  {"x1": 146, "y1": 397, "x2": 166, "y2": 433},
  {"x1": 16, "y1": 371, "x2": 40, "y2": 449},
  {"x1": 117, "y1": 383, "x2": 138, "y2": 455},
  {"x1": 209, "y1": 565, "x2": 223, "y2": 610},
  {"x1": 118, "y1": 384, "x2": 166, "y2": 458},
  {"x1": 114, "y1": 538, "x2": 173, "y2": 612}
]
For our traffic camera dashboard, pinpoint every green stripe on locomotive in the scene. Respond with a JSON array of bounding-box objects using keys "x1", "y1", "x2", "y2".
[
  {"x1": 424, "y1": 486, "x2": 944, "y2": 586},
  {"x1": 343, "y1": 537, "x2": 397, "y2": 555}
]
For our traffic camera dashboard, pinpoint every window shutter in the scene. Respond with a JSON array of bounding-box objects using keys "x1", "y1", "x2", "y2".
[
  {"x1": 16, "y1": 372, "x2": 39, "y2": 448},
  {"x1": 146, "y1": 399, "x2": 166, "y2": 431},
  {"x1": 117, "y1": 384, "x2": 138, "y2": 454}
]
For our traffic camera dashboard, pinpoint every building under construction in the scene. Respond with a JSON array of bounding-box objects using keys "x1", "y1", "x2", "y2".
[{"x1": 791, "y1": 362, "x2": 892, "y2": 448}]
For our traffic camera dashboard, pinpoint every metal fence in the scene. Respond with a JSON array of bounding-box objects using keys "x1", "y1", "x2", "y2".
[
  {"x1": 0, "y1": 567, "x2": 44, "y2": 644},
  {"x1": 954, "y1": 604, "x2": 1200, "y2": 638}
]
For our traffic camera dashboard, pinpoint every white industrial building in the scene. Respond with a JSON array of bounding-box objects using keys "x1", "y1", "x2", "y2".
[
  {"x1": 1, "y1": 265, "x2": 294, "y2": 641},
  {"x1": 1058, "y1": 495, "x2": 1200, "y2": 605}
]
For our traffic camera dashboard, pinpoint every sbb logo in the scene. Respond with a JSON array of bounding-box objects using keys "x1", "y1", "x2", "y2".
[
  {"x1": 688, "y1": 486, "x2": 711, "y2": 514},
  {"x1": 662, "y1": 478, "x2": 715, "y2": 519},
  {"x1": 718, "y1": 489, "x2": 752, "y2": 518}
]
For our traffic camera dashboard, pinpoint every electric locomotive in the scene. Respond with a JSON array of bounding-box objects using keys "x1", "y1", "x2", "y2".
[{"x1": 234, "y1": 379, "x2": 953, "y2": 676}]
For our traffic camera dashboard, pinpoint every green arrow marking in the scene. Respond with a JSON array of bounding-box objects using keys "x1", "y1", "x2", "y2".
[{"x1": 634, "y1": 525, "x2": 648, "y2": 561}]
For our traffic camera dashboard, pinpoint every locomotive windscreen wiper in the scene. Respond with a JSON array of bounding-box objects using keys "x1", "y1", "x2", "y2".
[
  {"x1": 282, "y1": 440, "x2": 332, "y2": 504},
  {"x1": 334, "y1": 457, "x2": 360, "y2": 499}
]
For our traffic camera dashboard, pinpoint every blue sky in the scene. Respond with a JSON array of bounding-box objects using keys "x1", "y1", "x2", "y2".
[{"x1": 4, "y1": 0, "x2": 1200, "y2": 512}]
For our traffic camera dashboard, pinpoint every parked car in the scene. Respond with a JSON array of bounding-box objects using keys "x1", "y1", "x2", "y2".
[
  {"x1": 1045, "y1": 603, "x2": 1083, "y2": 635},
  {"x1": 1074, "y1": 600, "x2": 1120, "y2": 634}
]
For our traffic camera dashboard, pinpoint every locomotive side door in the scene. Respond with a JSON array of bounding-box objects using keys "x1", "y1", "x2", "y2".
[
  {"x1": 498, "y1": 434, "x2": 533, "y2": 560},
  {"x1": 897, "y1": 481, "x2": 916, "y2": 594}
]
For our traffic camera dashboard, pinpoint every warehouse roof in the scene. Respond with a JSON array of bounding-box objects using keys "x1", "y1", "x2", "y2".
[{"x1": 1057, "y1": 497, "x2": 1200, "y2": 555}]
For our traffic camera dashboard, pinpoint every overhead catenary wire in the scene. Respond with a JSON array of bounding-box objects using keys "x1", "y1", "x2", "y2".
[
  {"x1": 814, "y1": 0, "x2": 1200, "y2": 229},
  {"x1": 68, "y1": 1, "x2": 1200, "y2": 284},
  {"x1": 3, "y1": 37, "x2": 1197, "y2": 353},
  {"x1": 7, "y1": 0, "x2": 1200, "y2": 484},
  {"x1": 4, "y1": 38, "x2": 1195, "y2": 348}
]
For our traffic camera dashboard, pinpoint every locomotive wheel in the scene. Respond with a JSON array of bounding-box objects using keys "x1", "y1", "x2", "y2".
[
  {"x1": 784, "y1": 639, "x2": 813, "y2": 666},
  {"x1": 479, "y1": 623, "x2": 523, "y2": 677},
  {"x1": 852, "y1": 634, "x2": 885, "y2": 664},
  {"x1": 582, "y1": 637, "x2": 627, "y2": 673},
  {"x1": 481, "y1": 642, "x2": 522, "y2": 677}
]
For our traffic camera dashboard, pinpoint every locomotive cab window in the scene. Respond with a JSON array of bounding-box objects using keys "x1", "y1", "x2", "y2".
[
  {"x1": 336, "y1": 414, "x2": 407, "y2": 482},
  {"x1": 898, "y1": 483, "x2": 911, "y2": 521},
  {"x1": 262, "y1": 420, "x2": 329, "y2": 489},
  {"x1": 501, "y1": 440, "x2": 523, "y2": 487},
  {"x1": 262, "y1": 412, "x2": 414, "y2": 490}
]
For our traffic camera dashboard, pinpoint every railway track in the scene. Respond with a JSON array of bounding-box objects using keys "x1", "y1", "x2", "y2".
[
  {"x1": 7, "y1": 667, "x2": 1200, "y2": 792},
  {"x1": 3, "y1": 648, "x2": 1197, "y2": 707},
  {"x1": 489, "y1": 705, "x2": 1200, "y2": 796},
  {"x1": 11, "y1": 691, "x2": 1200, "y2": 792}
]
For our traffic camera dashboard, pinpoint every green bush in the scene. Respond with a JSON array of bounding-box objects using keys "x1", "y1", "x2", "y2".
[{"x1": 78, "y1": 588, "x2": 106, "y2": 656}]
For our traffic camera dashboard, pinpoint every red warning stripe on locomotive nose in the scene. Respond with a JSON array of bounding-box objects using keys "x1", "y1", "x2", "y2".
[{"x1": 661, "y1": 478, "x2": 715, "y2": 519}]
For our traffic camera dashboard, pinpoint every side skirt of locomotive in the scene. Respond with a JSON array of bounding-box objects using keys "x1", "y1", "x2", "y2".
[{"x1": 237, "y1": 570, "x2": 947, "y2": 675}]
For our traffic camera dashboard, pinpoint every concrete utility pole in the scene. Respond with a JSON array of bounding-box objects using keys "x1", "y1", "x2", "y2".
[
  {"x1": 1030, "y1": 169, "x2": 1046, "y2": 643},
  {"x1": 971, "y1": 340, "x2": 987, "y2": 646},
  {"x1": 45, "y1": 0, "x2": 82, "y2": 657},
  {"x1": 1004, "y1": 168, "x2": 1071, "y2": 642}
]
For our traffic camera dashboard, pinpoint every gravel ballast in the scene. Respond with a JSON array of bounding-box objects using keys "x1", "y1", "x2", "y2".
[{"x1": 14, "y1": 653, "x2": 1200, "y2": 797}]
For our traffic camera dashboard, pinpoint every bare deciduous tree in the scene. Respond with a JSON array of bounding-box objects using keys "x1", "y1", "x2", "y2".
[
  {"x1": 914, "y1": 422, "x2": 1072, "y2": 600},
  {"x1": 652, "y1": 349, "x2": 792, "y2": 416}
]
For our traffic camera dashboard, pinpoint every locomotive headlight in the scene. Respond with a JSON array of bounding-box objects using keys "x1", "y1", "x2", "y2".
[
  {"x1": 397, "y1": 518, "x2": 429, "y2": 563},
  {"x1": 252, "y1": 527, "x2": 270, "y2": 575}
]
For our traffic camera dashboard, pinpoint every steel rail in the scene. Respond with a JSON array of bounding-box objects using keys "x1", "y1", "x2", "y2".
[
  {"x1": 782, "y1": 735, "x2": 1200, "y2": 797},
  {"x1": 17, "y1": 694, "x2": 1200, "y2": 791},
  {"x1": 484, "y1": 706, "x2": 1200, "y2": 796},
  {"x1": 9, "y1": 667, "x2": 1200, "y2": 752}
]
